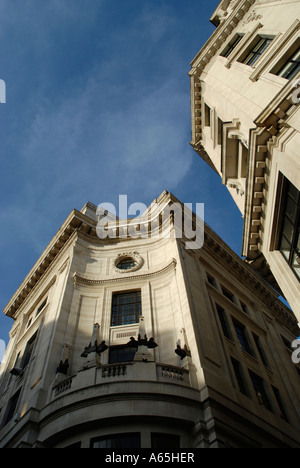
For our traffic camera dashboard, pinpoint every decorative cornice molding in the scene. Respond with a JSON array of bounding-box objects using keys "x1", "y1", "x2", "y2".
[
  {"x1": 3, "y1": 210, "x2": 94, "y2": 319},
  {"x1": 242, "y1": 76, "x2": 300, "y2": 261},
  {"x1": 202, "y1": 232, "x2": 298, "y2": 333},
  {"x1": 73, "y1": 259, "x2": 177, "y2": 286}
]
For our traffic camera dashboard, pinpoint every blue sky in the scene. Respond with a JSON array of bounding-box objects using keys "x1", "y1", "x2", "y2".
[{"x1": 0, "y1": 0, "x2": 247, "y2": 345}]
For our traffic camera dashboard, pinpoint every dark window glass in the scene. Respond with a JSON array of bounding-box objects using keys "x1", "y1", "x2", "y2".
[
  {"x1": 111, "y1": 291, "x2": 142, "y2": 327},
  {"x1": 217, "y1": 305, "x2": 232, "y2": 340},
  {"x1": 151, "y1": 433, "x2": 180, "y2": 449},
  {"x1": 253, "y1": 333, "x2": 269, "y2": 367},
  {"x1": 36, "y1": 298, "x2": 47, "y2": 317},
  {"x1": 221, "y1": 286, "x2": 235, "y2": 302},
  {"x1": 279, "y1": 179, "x2": 300, "y2": 281},
  {"x1": 2, "y1": 388, "x2": 21, "y2": 426},
  {"x1": 232, "y1": 319, "x2": 253, "y2": 355},
  {"x1": 222, "y1": 34, "x2": 244, "y2": 58},
  {"x1": 204, "y1": 104, "x2": 211, "y2": 127},
  {"x1": 117, "y1": 258, "x2": 137, "y2": 270},
  {"x1": 207, "y1": 273, "x2": 217, "y2": 287},
  {"x1": 240, "y1": 302, "x2": 250, "y2": 315},
  {"x1": 21, "y1": 332, "x2": 38, "y2": 370},
  {"x1": 242, "y1": 37, "x2": 273, "y2": 67},
  {"x1": 109, "y1": 346, "x2": 136, "y2": 364},
  {"x1": 231, "y1": 357, "x2": 248, "y2": 395},
  {"x1": 272, "y1": 386, "x2": 288, "y2": 422},
  {"x1": 277, "y1": 48, "x2": 300, "y2": 80},
  {"x1": 91, "y1": 433, "x2": 141, "y2": 449},
  {"x1": 249, "y1": 370, "x2": 272, "y2": 411}
]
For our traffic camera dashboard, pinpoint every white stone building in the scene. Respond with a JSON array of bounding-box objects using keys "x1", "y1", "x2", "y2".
[
  {"x1": 189, "y1": 0, "x2": 300, "y2": 319},
  {"x1": 0, "y1": 192, "x2": 299, "y2": 448}
]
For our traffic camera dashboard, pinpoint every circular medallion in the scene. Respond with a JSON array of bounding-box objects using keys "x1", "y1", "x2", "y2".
[{"x1": 114, "y1": 252, "x2": 143, "y2": 273}]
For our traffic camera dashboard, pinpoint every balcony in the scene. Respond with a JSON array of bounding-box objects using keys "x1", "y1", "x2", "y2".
[{"x1": 51, "y1": 361, "x2": 191, "y2": 401}]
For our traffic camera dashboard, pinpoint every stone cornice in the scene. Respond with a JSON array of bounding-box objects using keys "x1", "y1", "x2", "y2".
[
  {"x1": 202, "y1": 231, "x2": 298, "y2": 334},
  {"x1": 190, "y1": 0, "x2": 255, "y2": 74},
  {"x1": 73, "y1": 258, "x2": 177, "y2": 287},
  {"x1": 189, "y1": 0, "x2": 255, "y2": 147},
  {"x1": 3, "y1": 210, "x2": 97, "y2": 319},
  {"x1": 242, "y1": 74, "x2": 300, "y2": 263}
]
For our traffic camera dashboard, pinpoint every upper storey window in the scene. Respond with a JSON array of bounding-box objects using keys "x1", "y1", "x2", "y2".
[
  {"x1": 240, "y1": 37, "x2": 273, "y2": 67},
  {"x1": 274, "y1": 47, "x2": 300, "y2": 80},
  {"x1": 116, "y1": 258, "x2": 137, "y2": 270},
  {"x1": 111, "y1": 290, "x2": 142, "y2": 327},
  {"x1": 278, "y1": 179, "x2": 300, "y2": 281},
  {"x1": 221, "y1": 34, "x2": 244, "y2": 58}
]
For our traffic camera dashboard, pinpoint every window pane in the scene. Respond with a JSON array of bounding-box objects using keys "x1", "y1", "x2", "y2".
[
  {"x1": 111, "y1": 291, "x2": 142, "y2": 326},
  {"x1": 243, "y1": 38, "x2": 272, "y2": 67},
  {"x1": 91, "y1": 434, "x2": 141, "y2": 449},
  {"x1": 245, "y1": 52, "x2": 256, "y2": 66},
  {"x1": 253, "y1": 38, "x2": 268, "y2": 53},
  {"x1": 286, "y1": 196, "x2": 298, "y2": 223},
  {"x1": 282, "y1": 217, "x2": 294, "y2": 243},
  {"x1": 233, "y1": 320, "x2": 252, "y2": 354},
  {"x1": 231, "y1": 358, "x2": 247, "y2": 395},
  {"x1": 280, "y1": 234, "x2": 291, "y2": 261},
  {"x1": 249, "y1": 371, "x2": 272, "y2": 411},
  {"x1": 217, "y1": 306, "x2": 232, "y2": 340},
  {"x1": 222, "y1": 34, "x2": 243, "y2": 58},
  {"x1": 109, "y1": 347, "x2": 136, "y2": 364},
  {"x1": 288, "y1": 182, "x2": 300, "y2": 202},
  {"x1": 292, "y1": 252, "x2": 300, "y2": 280}
]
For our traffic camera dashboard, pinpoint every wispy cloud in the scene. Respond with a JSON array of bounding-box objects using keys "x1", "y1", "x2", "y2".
[{"x1": 0, "y1": 1, "x2": 193, "y2": 257}]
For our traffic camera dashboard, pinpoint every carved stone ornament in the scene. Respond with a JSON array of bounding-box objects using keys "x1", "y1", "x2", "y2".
[
  {"x1": 243, "y1": 10, "x2": 263, "y2": 25},
  {"x1": 113, "y1": 252, "x2": 144, "y2": 273}
]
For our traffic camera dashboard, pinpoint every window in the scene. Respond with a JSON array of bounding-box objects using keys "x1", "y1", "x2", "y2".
[
  {"x1": 240, "y1": 301, "x2": 250, "y2": 315},
  {"x1": 221, "y1": 286, "x2": 235, "y2": 303},
  {"x1": 35, "y1": 298, "x2": 47, "y2": 318},
  {"x1": 249, "y1": 370, "x2": 272, "y2": 411},
  {"x1": 240, "y1": 37, "x2": 273, "y2": 67},
  {"x1": 204, "y1": 104, "x2": 211, "y2": 127},
  {"x1": 217, "y1": 118, "x2": 223, "y2": 146},
  {"x1": 272, "y1": 43, "x2": 300, "y2": 80},
  {"x1": 232, "y1": 319, "x2": 253, "y2": 355},
  {"x1": 90, "y1": 433, "x2": 141, "y2": 449},
  {"x1": 109, "y1": 346, "x2": 136, "y2": 364},
  {"x1": 26, "y1": 318, "x2": 33, "y2": 330},
  {"x1": 221, "y1": 34, "x2": 244, "y2": 58},
  {"x1": 151, "y1": 433, "x2": 180, "y2": 449},
  {"x1": 253, "y1": 333, "x2": 269, "y2": 367},
  {"x1": 278, "y1": 179, "x2": 300, "y2": 281},
  {"x1": 1, "y1": 388, "x2": 21, "y2": 427},
  {"x1": 272, "y1": 386, "x2": 288, "y2": 422},
  {"x1": 231, "y1": 357, "x2": 248, "y2": 396},
  {"x1": 111, "y1": 291, "x2": 142, "y2": 327},
  {"x1": 281, "y1": 335, "x2": 292, "y2": 351},
  {"x1": 116, "y1": 258, "x2": 137, "y2": 270},
  {"x1": 217, "y1": 305, "x2": 232, "y2": 340},
  {"x1": 207, "y1": 273, "x2": 217, "y2": 287},
  {"x1": 21, "y1": 332, "x2": 38, "y2": 371}
]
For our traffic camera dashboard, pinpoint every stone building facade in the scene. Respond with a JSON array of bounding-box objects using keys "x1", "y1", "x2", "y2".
[
  {"x1": 0, "y1": 192, "x2": 299, "y2": 448},
  {"x1": 189, "y1": 0, "x2": 300, "y2": 319}
]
